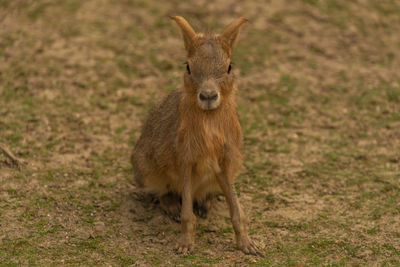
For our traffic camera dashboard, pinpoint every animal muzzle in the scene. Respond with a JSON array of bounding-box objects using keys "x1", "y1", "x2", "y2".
[
  {"x1": 199, "y1": 90, "x2": 218, "y2": 102},
  {"x1": 197, "y1": 79, "x2": 221, "y2": 110},
  {"x1": 197, "y1": 89, "x2": 220, "y2": 110}
]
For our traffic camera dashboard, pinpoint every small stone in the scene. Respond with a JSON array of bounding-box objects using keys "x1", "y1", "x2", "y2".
[{"x1": 94, "y1": 221, "x2": 106, "y2": 235}]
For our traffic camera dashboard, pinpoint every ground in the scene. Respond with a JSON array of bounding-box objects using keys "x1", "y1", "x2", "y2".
[{"x1": 0, "y1": 0, "x2": 400, "y2": 266}]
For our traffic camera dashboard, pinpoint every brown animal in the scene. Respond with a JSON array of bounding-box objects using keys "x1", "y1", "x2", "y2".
[{"x1": 131, "y1": 16, "x2": 260, "y2": 255}]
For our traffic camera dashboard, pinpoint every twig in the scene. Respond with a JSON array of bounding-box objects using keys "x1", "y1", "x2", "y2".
[{"x1": 0, "y1": 143, "x2": 25, "y2": 168}]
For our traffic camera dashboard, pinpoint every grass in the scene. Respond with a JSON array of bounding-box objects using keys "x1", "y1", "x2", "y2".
[{"x1": 1, "y1": 0, "x2": 400, "y2": 266}]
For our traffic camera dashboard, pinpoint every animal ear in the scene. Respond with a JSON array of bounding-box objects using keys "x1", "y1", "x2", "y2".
[
  {"x1": 221, "y1": 17, "x2": 248, "y2": 52},
  {"x1": 170, "y1": 16, "x2": 196, "y2": 53}
]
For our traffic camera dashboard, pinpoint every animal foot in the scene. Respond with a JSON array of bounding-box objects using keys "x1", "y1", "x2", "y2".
[
  {"x1": 237, "y1": 236, "x2": 263, "y2": 256},
  {"x1": 159, "y1": 193, "x2": 181, "y2": 222},
  {"x1": 175, "y1": 235, "x2": 194, "y2": 254},
  {"x1": 193, "y1": 196, "x2": 212, "y2": 219}
]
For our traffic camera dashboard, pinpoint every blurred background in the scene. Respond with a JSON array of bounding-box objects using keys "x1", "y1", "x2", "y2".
[{"x1": 0, "y1": 0, "x2": 399, "y2": 265}]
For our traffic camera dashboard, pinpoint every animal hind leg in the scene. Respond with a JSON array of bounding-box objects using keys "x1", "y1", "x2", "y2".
[
  {"x1": 159, "y1": 192, "x2": 181, "y2": 222},
  {"x1": 193, "y1": 194, "x2": 213, "y2": 219}
]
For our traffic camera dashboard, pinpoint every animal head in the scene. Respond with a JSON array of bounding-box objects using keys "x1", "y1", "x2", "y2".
[{"x1": 171, "y1": 16, "x2": 248, "y2": 110}]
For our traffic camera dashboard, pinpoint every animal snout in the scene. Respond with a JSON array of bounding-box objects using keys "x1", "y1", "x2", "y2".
[
  {"x1": 199, "y1": 91, "x2": 219, "y2": 102},
  {"x1": 197, "y1": 83, "x2": 221, "y2": 110}
]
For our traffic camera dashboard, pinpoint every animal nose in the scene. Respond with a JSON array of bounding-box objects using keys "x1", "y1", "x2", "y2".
[{"x1": 199, "y1": 91, "x2": 218, "y2": 101}]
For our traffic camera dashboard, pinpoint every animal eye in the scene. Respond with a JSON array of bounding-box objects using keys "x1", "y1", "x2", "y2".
[
  {"x1": 227, "y1": 62, "x2": 232, "y2": 74},
  {"x1": 185, "y1": 62, "x2": 191, "y2": 75}
]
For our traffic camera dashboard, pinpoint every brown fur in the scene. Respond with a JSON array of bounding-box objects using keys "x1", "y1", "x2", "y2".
[{"x1": 131, "y1": 16, "x2": 260, "y2": 255}]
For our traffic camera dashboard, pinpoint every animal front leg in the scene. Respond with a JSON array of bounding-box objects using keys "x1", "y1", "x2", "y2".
[
  {"x1": 216, "y1": 174, "x2": 260, "y2": 255},
  {"x1": 175, "y1": 167, "x2": 196, "y2": 254}
]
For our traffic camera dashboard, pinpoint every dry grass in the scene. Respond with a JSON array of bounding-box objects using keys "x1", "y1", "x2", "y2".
[{"x1": 0, "y1": 0, "x2": 399, "y2": 265}]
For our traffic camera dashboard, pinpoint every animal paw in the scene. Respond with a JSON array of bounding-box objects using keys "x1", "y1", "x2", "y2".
[
  {"x1": 159, "y1": 193, "x2": 181, "y2": 222},
  {"x1": 237, "y1": 236, "x2": 263, "y2": 256},
  {"x1": 175, "y1": 236, "x2": 194, "y2": 254},
  {"x1": 193, "y1": 197, "x2": 212, "y2": 219}
]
